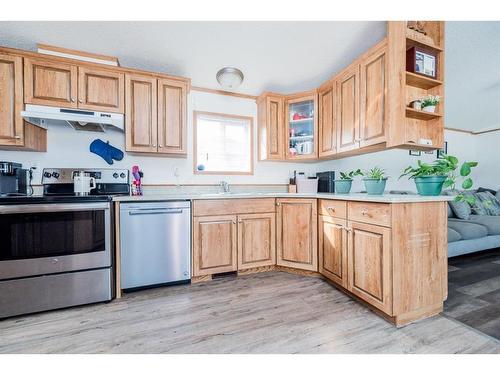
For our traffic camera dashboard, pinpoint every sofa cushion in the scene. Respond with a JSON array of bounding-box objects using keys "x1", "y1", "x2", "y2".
[
  {"x1": 447, "y1": 203, "x2": 455, "y2": 218},
  {"x1": 448, "y1": 227, "x2": 462, "y2": 243},
  {"x1": 469, "y1": 215, "x2": 500, "y2": 235},
  {"x1": 446, "y1": 193, "x2": 472, "y2": 220},
  {"x1": 478, "y1": 187, "x2": 497, "y2": 195},
  {"x1": 471, "y1": 191, "x2": 500, "y2": 216},
  {"x1": 448, "y1": 218, "x2": 488, "y2": 240}
]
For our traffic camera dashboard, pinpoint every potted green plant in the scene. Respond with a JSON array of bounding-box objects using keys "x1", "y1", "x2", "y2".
[
  {"x1": 400, "y1": 154, "x2": 478, "y2": 197},
  {"x1": 334, "y1": 169, "x2": 362, "y2": 194},
  {"x1": 362, "y1": 167, "x2": 388, "y2": 195},
  {"x1": 421, "y1": 95, "x2": 440, "y2": 113}
]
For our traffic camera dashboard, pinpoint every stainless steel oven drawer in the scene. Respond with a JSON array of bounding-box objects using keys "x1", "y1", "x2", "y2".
[{"x1": 0, "y1": 268, "x2": 112, "y2": 319}]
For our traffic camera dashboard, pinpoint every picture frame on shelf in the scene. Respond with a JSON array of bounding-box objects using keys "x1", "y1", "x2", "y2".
[
  {"x1": 437, "y1": 141, "x2": 448, "y2": 158},
  {"x1": 406, "y1": 47, "x2": 437, "y2": 79},
  {"x1": 409, "y1": 150, "x2": 421, "y2": 156}
]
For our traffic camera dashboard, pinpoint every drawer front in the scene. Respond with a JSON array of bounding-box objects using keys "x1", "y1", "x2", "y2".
[
  {"x1": 319, "y1": 199, "x2": 347, "y2": 218},
  {"x1": 348, "y1": 202, "x2": 391, "y2": 227},
  {"x1": 193, "y1": 198, "x2": 276, "y2": 216}
]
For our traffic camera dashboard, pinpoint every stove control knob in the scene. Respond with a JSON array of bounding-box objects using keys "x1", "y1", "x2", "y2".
[
  {"x1": 120, "y1": 172, "x2": 126, "y2": 178},
  {"x1": 43, "y1": 172, "x2": 52, "y2": 178},
  {"x1": 52, "y1": 172, "x2": 60, "y2": 179},
  {"x1": 113, "y1": 172, "x2": 119, "y2": 178}
]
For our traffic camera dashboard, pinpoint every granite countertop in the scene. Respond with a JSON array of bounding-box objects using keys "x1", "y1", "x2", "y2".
[{"x1": 113, "y1": 192, "x2": 453, "y2": 204}]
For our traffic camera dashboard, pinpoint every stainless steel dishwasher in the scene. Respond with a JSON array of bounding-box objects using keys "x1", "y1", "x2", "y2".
[{"x1": 120, "y1": 201, "x2": 191, "y2": 290}]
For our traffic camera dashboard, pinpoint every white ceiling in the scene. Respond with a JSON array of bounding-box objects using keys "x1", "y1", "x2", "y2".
[
  {"x1": 0, "y1": 21, "x2": 385, "y2": 95},
  {"x1": 0, "y1": 21, "x2": 498, "y2": 131}
]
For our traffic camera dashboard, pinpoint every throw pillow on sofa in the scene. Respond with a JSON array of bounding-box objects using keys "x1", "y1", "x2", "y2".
[
  {"x1": 444, "y1": 190, "x2": 472, "y2": 220},
  {"x1": 473, "y1": 191, "x2": 500, "y2": 216}
]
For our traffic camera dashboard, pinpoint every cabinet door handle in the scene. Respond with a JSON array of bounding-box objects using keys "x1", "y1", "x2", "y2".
[
  {"x1": 333, "y1": 224, "x2": 344, "y2": 229},
  {"x1": 78, "y1": 99, "x2": 83, "y2": 104},
  {"x1": 232, "y1": 220, "x2": 236, "y2": 224},
  {"x1": 158, "y1": 145, "x2": 162, "y2": 148},
  {"x1": 345, "y1": 227, "x2": 352, "y2": 232},
  {"x1": 152, "y1": 144, "x2": 157, "y2": 147},
  {"x1": 276, "y1": 202, "x2": 281, "y2": 206},
  {"x1": 14, "y1": 135, "x2": 21, "y2": 139},
  {"x1": 327, "y1": 207, "x2": 335, "y2": 212},
  {"x1": 361, "y1": 209, "x2": 368, "y2": 215},
  {"x1": 238, "y1": 219, "x2": 242, "y2": 223},
  {"x1": 71, "y1": 98, "x2": 75, "y2": 103}
]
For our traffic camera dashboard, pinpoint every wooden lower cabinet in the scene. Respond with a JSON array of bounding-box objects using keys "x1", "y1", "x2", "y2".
[
  {"x1": 276, "y1": 198, "x2": 318, "y2": 271},
  {"x1": 192, "y1": 215, "x2": 237, "y2": 276},
  {"x1": 318, "y1": 215, "x2": 347, "y2": 287},
  {"x1": 347, "y1": 221, "x2": 392, "y2": 315},
  {"x1": 237, "y1": 212, "x2": 276, "y2": 270}
]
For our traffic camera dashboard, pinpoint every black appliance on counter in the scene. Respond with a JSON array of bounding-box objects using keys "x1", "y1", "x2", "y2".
[
  {"x1": 0, "y1": 161, "x2": 28, "y2": 197},
  {"x1": 316, "y1": 171, "x2": 336, "y2": 193},
  {"x1": 0, "y1": 168, "x2": 130, "y2": 319}
]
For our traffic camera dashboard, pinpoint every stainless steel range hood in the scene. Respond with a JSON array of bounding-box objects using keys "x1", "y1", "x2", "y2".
[{"x1": 21, "y1": 104, "x2": 124, "y2": 132}]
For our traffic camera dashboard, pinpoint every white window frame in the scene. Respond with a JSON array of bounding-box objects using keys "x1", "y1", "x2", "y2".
[{"x1": 193, "y1": 111, "x2": 254, "y2": 175}]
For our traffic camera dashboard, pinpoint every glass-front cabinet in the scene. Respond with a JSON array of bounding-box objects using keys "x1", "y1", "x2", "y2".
[{"x1": 285, "y1": 92, "x2": 318, "y2": 160}]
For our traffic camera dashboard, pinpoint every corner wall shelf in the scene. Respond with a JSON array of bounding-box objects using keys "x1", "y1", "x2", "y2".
[
  {"x1": 406, "y1": 72, "x2": 442, "y2": 90},
  {"x1": 406, "y1": 107, "x2": 443, "y2": 121}
]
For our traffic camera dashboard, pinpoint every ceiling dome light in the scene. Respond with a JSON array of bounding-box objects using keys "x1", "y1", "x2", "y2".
[{"x1": 216, "y1": 67, "x2": 244, "y2": 90}]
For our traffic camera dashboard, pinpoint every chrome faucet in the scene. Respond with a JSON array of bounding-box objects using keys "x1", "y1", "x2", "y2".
[{"x1": 219, "y1": 180, "x2": 230, "y2": 193}]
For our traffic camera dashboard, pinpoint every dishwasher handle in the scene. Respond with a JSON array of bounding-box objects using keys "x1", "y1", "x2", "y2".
[{"x1": 128, "y1": 208, "x2": 184, "y2": 216}]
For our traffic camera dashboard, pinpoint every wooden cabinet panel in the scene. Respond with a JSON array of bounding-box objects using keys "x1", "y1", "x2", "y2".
[
  {"x1": 193, "y1": 198, "x2": 276, "y2": 217},
  {"x1": 257, "y1": 94, "x2": 285, "y2": 160},
  {"x1": 237, "y1": 213, "x2": 276, "y2": 270},
  {"x1": 78, "y1": 67, "x2": 124, "y2": 112},
  {"x1": 193, "y1": 215, "x2": 237, "y2": 276},
  {"x1": 276, "y1": 198, "x2": 317, "y2": 271},
  {"x1": 319, "y1": 215, "x2": 347, "y2": 287},
  {"x1": 285, "y1": 92, "x2": 318, "y2": 160},
  {"x1": 318, "y1": 199, "x2": 347, "y2": 219},
  {"x1": 336, "y1": 65, "x2": 360, "y2": 153},
  {"x1": 24, "y1": 58, "x2": 77, "y2": 107},
  {"x1": 360, "y1": 42, "x2": 387, "y2": 147},
  {"x1": 348, "y1": 201, "x2": 391, "y2": 227},
  {"x1": 157, "y1": 78, "x2": 187, "y2": 155},
  {"x1": 318, "y1": 81, "x2": 336, "y2": 158},
  {"x1": 125, "y1": 74, "x2": 158, "y2": 153},
  {"x1": 0, "y1": 53, "x2": 23, "y2": 146},
  {"x1": 348, "y1": 221, "x2": 392, "y2": 314}
]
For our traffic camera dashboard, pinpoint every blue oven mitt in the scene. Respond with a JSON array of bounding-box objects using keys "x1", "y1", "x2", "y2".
[{"x1": 89, "y1": 139, "x2": 124, "y2": 165}]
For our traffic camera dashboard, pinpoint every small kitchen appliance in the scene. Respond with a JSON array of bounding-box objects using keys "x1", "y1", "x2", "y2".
[
  {"x1": 316, "y1": 171, "x2": 336, "y2": 193},
  {"x1": 0, "y1": 161, "x2": 28, "y2": 197}
]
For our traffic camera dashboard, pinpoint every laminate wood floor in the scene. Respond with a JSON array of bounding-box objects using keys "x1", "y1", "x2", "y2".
[
  {"x1": 444, "y1": 248, "x2": 500, "y2": 340},
  {"x1": 1, "y1": 271, "x2": 500, "y2": 354}
]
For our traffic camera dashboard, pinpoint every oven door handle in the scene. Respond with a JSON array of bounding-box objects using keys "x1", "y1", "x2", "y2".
[{"x1": 0, "y1": 202, "x2": 110, "y2": 214}]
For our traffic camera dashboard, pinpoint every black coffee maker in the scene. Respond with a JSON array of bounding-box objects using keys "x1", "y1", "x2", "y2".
[{"x1": 0, "y1": 161, "x2": 28, "y2": 196}]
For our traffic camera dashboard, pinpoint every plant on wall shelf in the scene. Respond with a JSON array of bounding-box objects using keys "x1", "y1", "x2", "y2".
[
  {"x1": 400, "y1": 154, "x2": 478, "y2": 198},
  {"x1": 420, "y1": 95, "x2": 441, "y2": 113}
]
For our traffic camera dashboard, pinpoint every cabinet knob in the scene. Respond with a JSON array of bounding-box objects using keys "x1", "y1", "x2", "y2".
[
  {"x1": 14, "y1": 135, "x2": 21, "y2": 139},
  {"x1": 71, "y1": 98, "x2": 75, "y2": 103},
  {"x1": 238, "y1": 219, "x2": 242, "y2": 223},
  {"x1": 158, "y1": 145, "x2": 162, "y2": 148},
  {"x1": 152, "y1": 144, "x2": 157, "y2": 147},
  {"x1": 327, "y1": 207, "x2": 335, "y2": 212},
  {"x1": 78, "y1": 99, "x2": 83, "y2": 103},
  {"x1": 345, "y1": 227, "x2": 352, "y2": 232},
  {"x1": 276, "y1": 202, "x2": 281, "y2": 206},
  {"x1": 232, "y1": 220, "x2": 236, "y2": 224},
  {"x1": 361, "y1": 209, "x2": 368, "y2": 215}
]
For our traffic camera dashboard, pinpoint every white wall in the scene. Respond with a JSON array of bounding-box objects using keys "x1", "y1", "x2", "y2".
[
  {"x1": 316, "y1": 130, "x2": 483, "y2": 193},
  {"x1": 1, "y1": 90, "x2": 496, "y2": 190},
  {"x1": 0, "y1": 91, "x2": 319, "y2": 185}
]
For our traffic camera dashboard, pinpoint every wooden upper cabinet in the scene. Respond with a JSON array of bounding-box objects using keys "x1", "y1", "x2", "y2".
[
  {"x1": 276, "y1": 198, "x2": 318, "y2": 271},
  {"x1": 157, "y1": 78, "x2": 187, "y2": 155},
  {"x1": 348, "y1": 221, "x2": 392, "y2": 315},
  {"x1": 24, "y1": 58, "x2": 77, "y2": 107},
  {"x1": 360, "y1": 41, "x2": 388, "y2": 148},
  {"x1": 0, "y1": 53, "x2": 24, "y2": 146},
  {"x1": 78, "y1": 67, "x2": 124, "y2": 112},
  {"x1": 285, "y1": 92, "x2": 318, "y2": 160},
  {"x1": 318, "y1": 81, "x2": 336, "y2": 158},
  {"x1": 125, "y1": 74, "x2": 158, "y2": 153},
  {"x1": 319, "y1": 215, "x2": 347, "y2": 287},
  {"x1": 237, "y1": 212, "x2": 276, "y2": 270},
  {"x1": 336, "y1": 64, "x2": 360, "y2": 153},
  {"x1": 257, "y1": 93, "x2": 285, "y2": 160},
  {"x1": 192, "y1": 215, "x2": 238, "y2": 276}
]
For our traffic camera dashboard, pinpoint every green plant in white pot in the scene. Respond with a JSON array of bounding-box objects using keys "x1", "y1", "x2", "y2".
[
  {"x1": 400, "y1": 154, "x2": 478, "y2": 198},
  {"x1": 362, "y1": 167, "x2": 388, "y2": 195},
  {"x1": 335, "y1": 169, "x2": 362, "y2": 194},
  {"x1": 421, "y1": 94, "x2": 440, "y2": 113}
]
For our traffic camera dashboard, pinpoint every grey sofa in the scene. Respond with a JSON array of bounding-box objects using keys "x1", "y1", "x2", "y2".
[{"x1": 448, "y1": 203, "x2": 500, "y2": 258}]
